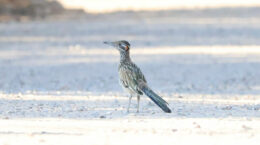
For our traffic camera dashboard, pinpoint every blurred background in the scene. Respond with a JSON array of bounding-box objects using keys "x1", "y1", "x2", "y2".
[
  {"x1": 0, "y1": 1, "x2": 260, "y2": 144},
  {"x1": 0, "y1": 0, "x2": 259, "y2": 95},
  {"x1": 59, "y1": 0, "x2": 260, "y2": 13}
]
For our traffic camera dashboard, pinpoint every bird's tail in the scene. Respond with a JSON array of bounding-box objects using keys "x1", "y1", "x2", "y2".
[{"x1": 140, "y1": 84, "x2": 171, "y2": 113}]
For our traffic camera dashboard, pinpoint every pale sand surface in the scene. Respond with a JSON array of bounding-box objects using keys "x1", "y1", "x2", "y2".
[{"x1": 0, "y1": 10, "x2": 260, "y2": 144}]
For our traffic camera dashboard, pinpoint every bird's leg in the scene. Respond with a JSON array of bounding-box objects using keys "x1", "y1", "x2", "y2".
[
  {"x1": 137, "y1": 95, "x2": 140, "y2": 113},
  {"x1": 127, "y1": 95, "x2": 133, "y2": 113}
]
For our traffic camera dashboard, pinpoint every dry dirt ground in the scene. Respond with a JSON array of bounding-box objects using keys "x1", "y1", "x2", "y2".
[{"x1": 0, "y1": 8, "x2": 260, "y2": 145}]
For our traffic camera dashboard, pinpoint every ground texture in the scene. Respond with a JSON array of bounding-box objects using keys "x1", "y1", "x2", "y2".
[{"x1": 0, "y1": 9, "x2": 260, "y2": 145}]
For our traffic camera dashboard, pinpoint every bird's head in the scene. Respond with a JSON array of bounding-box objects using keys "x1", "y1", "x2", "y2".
[{"x1": 103, "y1": 40, "x2": 130, "y2": 52}]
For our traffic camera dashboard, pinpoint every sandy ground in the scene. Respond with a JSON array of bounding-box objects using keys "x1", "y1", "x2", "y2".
[{"x1": 0, "y1": 9, "x2": 260, "y2": 145}]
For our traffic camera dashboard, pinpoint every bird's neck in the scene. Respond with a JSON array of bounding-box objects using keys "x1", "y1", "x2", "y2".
[{"x1": 120, "y1": 51, "x2": 131, "y2": 63}]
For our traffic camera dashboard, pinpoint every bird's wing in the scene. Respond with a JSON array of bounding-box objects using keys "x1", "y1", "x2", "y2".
[{"x1": 119, "y1": 63, "x2": 146, "y2": 95}]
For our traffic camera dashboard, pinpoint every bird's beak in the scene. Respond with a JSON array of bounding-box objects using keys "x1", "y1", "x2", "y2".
[{"x1": 103, "y1": 41, "x2": 117, "y2": 47}]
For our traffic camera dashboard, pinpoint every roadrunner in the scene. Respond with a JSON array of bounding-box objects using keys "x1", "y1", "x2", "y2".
[{"x1": 104, "y1": 40, "x2": 171, "y2": 113}]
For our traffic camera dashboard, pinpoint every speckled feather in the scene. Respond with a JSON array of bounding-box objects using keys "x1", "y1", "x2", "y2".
[{"x1": 118, "y1": 61, "x2": 146, "y2": 95}]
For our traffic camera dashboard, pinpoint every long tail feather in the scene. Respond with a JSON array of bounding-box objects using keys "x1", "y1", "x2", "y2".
[{"x1": 141, "y1": 85, "x2": 171, "y2": 113}]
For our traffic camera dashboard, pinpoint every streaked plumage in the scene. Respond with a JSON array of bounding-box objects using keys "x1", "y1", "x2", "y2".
[
  {"x1": 104, "y1": 40, "x2": 171, "y2": 113},
  {"x1": 118, "y1": 61, "x2": 145, "y2": 95}
]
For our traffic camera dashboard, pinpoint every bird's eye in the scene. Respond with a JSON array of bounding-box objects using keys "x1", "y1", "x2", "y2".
[{"x1": 119, "y1": 44, "x2": 126, "y2": 50}]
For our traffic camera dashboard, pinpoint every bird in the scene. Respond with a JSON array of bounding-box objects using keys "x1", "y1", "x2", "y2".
[{"x1": 104, "y1": 40, "x2": 171, "y2": 113}]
